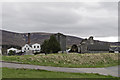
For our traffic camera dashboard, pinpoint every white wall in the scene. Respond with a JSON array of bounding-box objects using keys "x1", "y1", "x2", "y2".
[
  {"x1": 22, "y1": 44, "x2": 32, "y2": 52},
  {"x1": 7, "y1": 48, "x2": 18, "y2": 54},
  {"x1": 32, "y1": 43, "x2": 41, "y2": 52}
]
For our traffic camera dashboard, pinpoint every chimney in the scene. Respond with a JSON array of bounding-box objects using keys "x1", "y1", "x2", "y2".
[{"x1": 28, "y1": 33, "x2": 30, "y2": 44}]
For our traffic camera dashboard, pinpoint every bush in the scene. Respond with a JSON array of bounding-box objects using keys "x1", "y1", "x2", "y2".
[
  {"x1": 8, "y1": 50, "x2": 15, "y2": 56},
  {"x1": 34, "y1": 52, "x2": 40, "y2": 55}
]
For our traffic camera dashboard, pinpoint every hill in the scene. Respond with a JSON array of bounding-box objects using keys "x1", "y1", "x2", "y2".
[
  {"x1": 0, "y1": 30, "x2": 83, "y2": 47},
  {"x1": 0, "y1": 30, "x2": 119, "y2": 49}
]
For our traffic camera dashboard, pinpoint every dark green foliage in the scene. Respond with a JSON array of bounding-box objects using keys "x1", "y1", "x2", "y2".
[
  {"x1": 41, "y1": 40, "x2": 50, "y2": 54},
  {"x1": 8, "y1": 50, "x2": 15, "y2": 56},
  {"x1": 49, "y1": 35, "x2": 61, "y2": 53},
  {"x1": 41, "y1": 35, "x2": 61, "y2": 54},
  {"x1": 33, "y1": 52, "x2": 41, "y2": 55}
]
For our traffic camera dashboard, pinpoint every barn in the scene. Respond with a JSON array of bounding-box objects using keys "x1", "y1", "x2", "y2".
[{"x1": 78, "y1": 36, "x2": 110, "y2": 53}]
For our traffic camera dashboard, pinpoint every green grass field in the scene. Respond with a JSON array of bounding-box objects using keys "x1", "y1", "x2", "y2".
[
  {"x1": 2, "y1": 68, "x2": 117, "y2": 78},
  {"x1": 2, "y1": 53, "x2": 118, "y2": 68}
]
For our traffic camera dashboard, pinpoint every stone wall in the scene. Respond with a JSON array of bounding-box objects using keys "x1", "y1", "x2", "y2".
[
  {"x1": 78, "y1": 36, "x2": 110, "y2": 53},
  {"x1": 54, "y1": 33, "x2": 66, "y2": 52}
]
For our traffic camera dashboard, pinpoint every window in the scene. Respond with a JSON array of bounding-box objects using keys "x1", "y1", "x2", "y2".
[{"x1": 37, "y1": 46, "x2": 39, "y2": 48}]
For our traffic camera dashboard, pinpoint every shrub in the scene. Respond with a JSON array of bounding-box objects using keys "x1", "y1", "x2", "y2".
[
  {"x1": 8, "y1": 50, "x2": 15, "y2": 56},
  {"x1": 34, "y1": 52, "x2": 40, "y2": 55}
]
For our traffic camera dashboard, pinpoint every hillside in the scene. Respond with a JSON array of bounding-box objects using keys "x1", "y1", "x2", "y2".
[
  {"x1": 0, "y1": 30, "x2": 83, "y2": 47},
  {"x1": 0, "y1": 30, "x2": 119, "y2": 49}
]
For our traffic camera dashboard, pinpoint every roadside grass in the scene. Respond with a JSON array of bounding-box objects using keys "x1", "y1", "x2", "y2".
[
  {"x1": 2, "y1": 67, "x2": 117, "y2": 78},
  {"x1": 2, "y1": 53, "x2": 118, "y2": 68}
]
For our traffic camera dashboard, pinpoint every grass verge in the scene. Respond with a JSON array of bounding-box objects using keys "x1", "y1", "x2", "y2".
[
  {"x1": 2, "y1": 53, "x2": 118, "y2": 68},
  {"x1": 2, "y1": 67, "x2": 117, "y2": 78}
]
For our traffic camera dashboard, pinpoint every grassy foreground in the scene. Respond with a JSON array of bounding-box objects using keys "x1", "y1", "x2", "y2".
[
  {"x1": 2, "y1": 68, "x2": 116, "y2": 78},
  {"x1": 2, "y1": 53, "x2": 118, "y2": 68}
]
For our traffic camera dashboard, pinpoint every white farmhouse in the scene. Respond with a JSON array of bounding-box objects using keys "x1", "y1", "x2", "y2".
[
  {"x1": 22, "y1": 44, "x2": 32, "y2": 52},
  {"x1": 32, "y1": 43, "x2": 41, "y2": 53},
  {"x1": 7, "y1": 48, "x2": 21, "y2": 54},
  {"x1": 22, "y1": 43, "x2": 41, "y2": 53}
]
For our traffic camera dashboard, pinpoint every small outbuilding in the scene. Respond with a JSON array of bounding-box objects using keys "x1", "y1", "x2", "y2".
[{"x1": 7, "y1": 47, "x2": 21, "y2": 54}]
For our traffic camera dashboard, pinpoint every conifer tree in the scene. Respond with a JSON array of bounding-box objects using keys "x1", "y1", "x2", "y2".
[{"x1": 41, "y1": 35, "x2": 61, "y2": 54}]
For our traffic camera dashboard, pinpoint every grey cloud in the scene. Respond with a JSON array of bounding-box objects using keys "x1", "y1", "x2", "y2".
[{"x1": 2, "y1": 2, "x2": 118, "y2": 37}]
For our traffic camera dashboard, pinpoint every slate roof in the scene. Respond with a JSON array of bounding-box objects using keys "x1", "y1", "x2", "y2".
[
  {"x1": 109, "y1": 47, "x2": 120, "y2": 51},
  {"x1": 87, "y1": 44, "x2": 109, "y2": 51}
]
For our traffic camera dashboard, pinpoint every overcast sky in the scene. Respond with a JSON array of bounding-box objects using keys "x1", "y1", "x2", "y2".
[{"x1": 2, "y1": 2, "x2": 118, "y2": 42}]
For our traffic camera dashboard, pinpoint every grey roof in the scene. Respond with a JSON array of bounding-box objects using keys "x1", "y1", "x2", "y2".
[
  {"x1": 87, "y1": 44, "x2": 109, "y2": 51},
  {"x1": 109, "y1": 47, "x2": 120, "y2": 51}
]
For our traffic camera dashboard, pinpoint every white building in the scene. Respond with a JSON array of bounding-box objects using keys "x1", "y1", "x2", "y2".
[
  {"x1": 32, "y1": 43, "x2": 41, "y2": 53},
  {"x1": 7, "y1": 43, "x2": 41, "y2": 55},
  {"x1": 7, "y1": 48, "x2": 21, "y2": 54},
  {"x1": 22, "y1": 44, "x2": 32, "y2": 52},
  {"x1": 22, "y1": 43, "x2": 41, "y2": 53}
]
